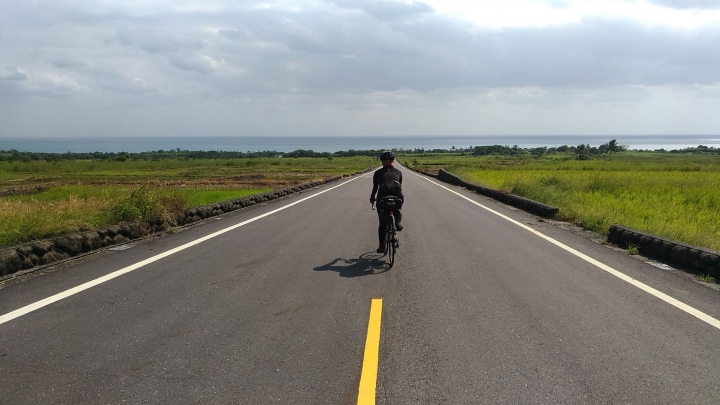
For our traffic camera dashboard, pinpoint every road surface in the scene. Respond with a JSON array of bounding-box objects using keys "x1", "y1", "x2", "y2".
[{"x1": 1, "y1": 167, "x2": 719, "y2": 404}]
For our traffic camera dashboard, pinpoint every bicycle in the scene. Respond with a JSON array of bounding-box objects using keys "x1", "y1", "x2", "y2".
[{"x1": 372, "y1": 196, "x2": 400, "y2": 268}]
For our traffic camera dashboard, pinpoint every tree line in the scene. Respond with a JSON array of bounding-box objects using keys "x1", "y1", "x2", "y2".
[
  {"x1": 0, "y1": 148, "x2": 383, "y2": 162},
  {"x1": 2, "y1": 142, "x2": 719, "y2": 163}
]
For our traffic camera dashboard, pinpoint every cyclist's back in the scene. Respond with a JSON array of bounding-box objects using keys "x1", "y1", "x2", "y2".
[
  {"x1": 372, "y1": 166, "x2": 403, "y2": 201},
  {"x1": 370, "y1": 151, "x2": 404, "y2": 253}
]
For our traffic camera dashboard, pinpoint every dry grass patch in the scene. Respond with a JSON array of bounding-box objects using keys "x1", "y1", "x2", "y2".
[{"x1": 0, "y1": 196, "x2": 113, "y2": 246}]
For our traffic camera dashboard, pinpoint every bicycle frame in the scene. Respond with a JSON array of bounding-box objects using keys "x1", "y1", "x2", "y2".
[
  {"x1": 373, "y1": 196, "x2": 399, "y2": 267},
  {"x1": 382, "y1": 206, "x2": 398, "y2": 267}
]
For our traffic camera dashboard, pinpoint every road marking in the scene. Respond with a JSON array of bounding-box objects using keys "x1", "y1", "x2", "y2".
[
  {"x1": 358, "y1": 298, "x2": 383, "y2": 405},
  {"x1": 0, "y1": 174, "x2": 370, "y2": 326},
  {"x1": 411, "y1": 171, "x2": 720, "y2": 331}
]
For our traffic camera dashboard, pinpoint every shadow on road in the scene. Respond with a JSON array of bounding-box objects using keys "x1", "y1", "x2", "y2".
[{"x1": 313, "y1": 252, "x2": 389, "y2": 277}]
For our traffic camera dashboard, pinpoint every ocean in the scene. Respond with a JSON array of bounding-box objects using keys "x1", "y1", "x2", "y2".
[{"x1": 2, "y1": 135, "x2": 719, "y2": 154}]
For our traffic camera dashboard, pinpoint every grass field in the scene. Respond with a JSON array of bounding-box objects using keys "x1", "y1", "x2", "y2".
[
  {"x1": 0, "y1": 157, "x2": 371, "y2": 181},
  {"x1": 0, "y1": 156, "x2": 375, "y2": 247},
  {"x1": 408, "y1": 152, "x2": 720, "y2": 252}
]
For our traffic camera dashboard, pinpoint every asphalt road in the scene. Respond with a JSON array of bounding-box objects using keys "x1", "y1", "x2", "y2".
[{"x1": 1, "y1": 166, "x2": 719, "y2": 404}]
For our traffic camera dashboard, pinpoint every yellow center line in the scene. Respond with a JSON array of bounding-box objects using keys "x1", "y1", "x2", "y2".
[{"x1": 357, "y1": 298, "x2": 383, "y2": 405}]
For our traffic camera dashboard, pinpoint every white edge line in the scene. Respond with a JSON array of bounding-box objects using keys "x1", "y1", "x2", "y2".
[
  {"x1": 0, "y1": 174, "x2": 370, "y2": 326},
  {"x1": 408, "y1": 170, "x2": 720, "y2": 330}
]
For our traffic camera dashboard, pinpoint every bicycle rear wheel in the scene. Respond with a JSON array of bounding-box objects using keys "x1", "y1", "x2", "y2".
[{"x1": 386, "y1": 216, "x2": 396, "y2": 267}]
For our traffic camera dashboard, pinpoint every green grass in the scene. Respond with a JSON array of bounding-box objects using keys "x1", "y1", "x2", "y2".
[
  {"x1": 626, "y1": 243, "x2": 639, "y2": 255},
  {"x1": 0, "y1": 157, "x2": 375, "y2": 247},
  {"x1": 698, "y1": 274, "x2": 716, "y2": 283},
  {"x1": 3, "y1": 184, "x2": 273, "y2": 207},
  {"x1": 1, "y1": 196, "x2": 112, "y2": 246},
  {"x1": 0, "y1": 157, "x2": 374, "y2": 181},
  {"x1": 408, "y1": 152, "x2": 720, "y2": 252},
  {"x1": 8, "y1": 185, "x2": 126, "y2": 202},
  {"x1": 180, "y1": 188, "x2": 273, "y2": 207}
]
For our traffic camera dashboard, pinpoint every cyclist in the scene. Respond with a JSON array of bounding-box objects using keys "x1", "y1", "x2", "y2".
[{"x1": 370, "y1": 151, "x2": 404, "y2": 253}]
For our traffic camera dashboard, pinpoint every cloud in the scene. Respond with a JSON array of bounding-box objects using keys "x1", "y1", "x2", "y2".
[
  {"x1": 116, "y1": 29, "x2": 206, "y2": 53},
  {"x1": 95, "y1": 71, "x2": 158, "y2": 93},
  {"x1": 330, "y1": 0, "x2": 434, "y2": 20},
  {"x1": 0, "y1": 65, "x2": 28, "y2": 81},
  {"x1": 1, "y1": 0, "x2": 719, "y2": 137},
  {"x1": 170, "y1": 54, "x2": 221, "y2": 74},
  {"x1": 8, "y1": 0, "x2": 720, "y2": 96},
  {"x1": 541, "y1": 0, "x2": 571, "y2": 8},
  {"x1": 51, "y1": 58, "x2": 87, "y2": 69},
  {"x1": 208, "y1": 8, "x2": 720, "y2": 94},
  {"x1": 648, "y1": 0, "x2": 720, "y2": 9}
]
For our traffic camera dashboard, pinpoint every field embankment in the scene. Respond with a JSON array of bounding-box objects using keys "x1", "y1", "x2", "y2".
[
  {"x1": 0, "y1": 157, "x2": 375, "y2": 247},
  {"x1": 409, "y1": 152, "x2": 720, "y2": 252}
]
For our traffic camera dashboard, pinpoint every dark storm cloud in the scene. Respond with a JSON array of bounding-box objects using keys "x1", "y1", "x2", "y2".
[{"x1": 648, "y1": 0, "x2": 720, "y2": 9}]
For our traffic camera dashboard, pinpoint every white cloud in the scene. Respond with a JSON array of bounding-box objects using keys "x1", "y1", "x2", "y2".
[
  {"x1": 648, "y1": 0, "x2": 720, "y2": 10},
  {"x1": 170, "y1": 54, "x2": 222, "y2": 74},
  {"x1": 116, "y1": 28, "x2": 206, "y2": 53},
  {"x1": 422, "y1": 0, "x2": 720, "y2": 29},
  {"x1": 0, "y1": 0, "x2": 718, "y2": 137},
  {"x1": 51, "y1": 58, "x2": 88, "y2": 69},
  {"x1": 0, "y1": 65, "x2": 28, "y2": 81}
]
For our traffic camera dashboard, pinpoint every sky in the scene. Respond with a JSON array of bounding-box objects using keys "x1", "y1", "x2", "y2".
[{"x1": 1, "y1": 0, "x2": 720, "y2": 138}]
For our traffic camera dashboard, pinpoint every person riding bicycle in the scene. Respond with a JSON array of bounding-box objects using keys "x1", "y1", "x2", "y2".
[{"x1": 370, "y1": 151, "x2": 404, "y2": 253}]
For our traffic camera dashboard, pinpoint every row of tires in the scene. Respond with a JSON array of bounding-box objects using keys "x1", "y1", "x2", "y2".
[
  {"x1": 436, "y1": 169, "x2": 560, "y2": 218},
  {"x1": 608, "y1": 225, "x2": 720, "y2": 278}
]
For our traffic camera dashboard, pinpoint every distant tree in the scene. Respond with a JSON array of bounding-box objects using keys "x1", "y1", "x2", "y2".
[
  {"x1": 606, "y1": 139, "x2": 620, "y2": 160},
  {"x1": 529, "y1": 147, "x2": 547, "y2": 158},
  {"x1": 472, "y1": 145, "x2": 513, "y2": 156},
  {"x1": 576, "y1": 144, "x2": 590, "y2": 160}
]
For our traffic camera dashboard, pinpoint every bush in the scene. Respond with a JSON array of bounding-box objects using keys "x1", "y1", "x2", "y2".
[{"x1": 109, "y1": 184, "x2": 186, "y2": 224}]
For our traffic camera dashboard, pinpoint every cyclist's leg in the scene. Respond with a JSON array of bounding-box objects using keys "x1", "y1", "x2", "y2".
[
  {"x1": 377, "y1": 210, "x2": 386, "y2": 245},
  {"x1": 395, "y1": 192, "x2": 404, "y2": 228}
]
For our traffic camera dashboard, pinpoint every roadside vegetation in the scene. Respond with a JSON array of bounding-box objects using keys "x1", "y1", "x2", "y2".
[
  {"x1": 406, "y1": 145, "x2": 720, "y2": 252},
  {"x1": 5, "y1": 143, "x2": 720, "y2": 253},
  {"x1": 0, "y1": 154, "x2": 375, "y2": 247}
]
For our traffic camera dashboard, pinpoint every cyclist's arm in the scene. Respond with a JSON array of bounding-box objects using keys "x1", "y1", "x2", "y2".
[{"x1": 370, "y1": 173, "x2": 379, "y2": 201}]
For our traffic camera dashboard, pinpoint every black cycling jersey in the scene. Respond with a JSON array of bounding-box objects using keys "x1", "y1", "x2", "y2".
[
  {"x1": 370, "y1": 166, "x2": 403, "y2": 201},
  {"x1": 371, "y1": 166, "x2": 404, "y2": 245}
]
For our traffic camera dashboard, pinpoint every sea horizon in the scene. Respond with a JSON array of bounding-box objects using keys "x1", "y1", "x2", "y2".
[{"x1": 2, "y1": 135, "x2": 719, "y2": 154}]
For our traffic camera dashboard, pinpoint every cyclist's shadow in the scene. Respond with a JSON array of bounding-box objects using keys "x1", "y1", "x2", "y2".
[{"x1": 313, "y1": 252, "x2": 389, "y2": 277}]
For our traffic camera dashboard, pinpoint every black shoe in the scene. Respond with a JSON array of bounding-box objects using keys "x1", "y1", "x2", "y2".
[
  {"x1": 377, "y1": 244, "x2": 385, "y2": 253},
  {"x1": 396, "y1": 222, "x2": 403, "y2": 231}
]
